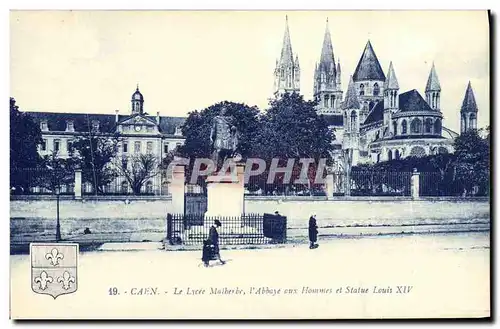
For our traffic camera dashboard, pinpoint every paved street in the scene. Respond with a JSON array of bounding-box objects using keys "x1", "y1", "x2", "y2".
[{"x1": 10, "y1": 231, "x2": 489, "y2": 319}]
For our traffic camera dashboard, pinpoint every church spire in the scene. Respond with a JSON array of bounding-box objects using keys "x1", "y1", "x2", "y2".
[
  {"x1": 460, "y1": 81, "x2": 478, "y2": 133},
  {"x1": 279, "y1": 15, "x2": 294, "y2": 68},
  {"x1": 384, "y1": 61, "x2": 399, "y2": 90},
  {"x1": 343, "y1": 76, "x2": 360, "y2": 109},
  {"x1": 318, "y1": 18, "x2": 336, "y2": 76},
  {"x1": 425, "y1": 62, "x2": 441, "y2": 92},
  {"x1": 425, "y1": 62, "x2": 441, "y2": 110},
  {"x1": 274, "y1": 16, "x2": 300, "y2": 98},
  {"x1": 353, "y1": 40, "x2": 386, "y2": 82}
]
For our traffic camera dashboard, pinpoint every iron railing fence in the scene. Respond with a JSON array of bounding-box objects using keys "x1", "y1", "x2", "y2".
[
  {"x1": 10, "y1": 168, "x2": 75, "y2": 195},
  {"x1": 80, "y1": 170, "x2": 169, "y2": 196},
  {"x1": 349, "y1": 171, "x2": 412, "y2": 196},
  {"x1": 419, "y1": 171, "x2": 468, "y2": 196},
  {"x1": 166, "y1": 213, "x2": 287, "y2": 245}
]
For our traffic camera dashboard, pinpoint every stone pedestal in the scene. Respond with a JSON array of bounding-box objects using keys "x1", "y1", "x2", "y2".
[
  {"x1": 205, "y1": 164, "x2": 245, "y2": 219},
  {"x1": 170, "y1": 165, "x2": 186, "y2": 214},
  {"x1": 411, "y1": 168, "x2": 420, "y2": 200}
]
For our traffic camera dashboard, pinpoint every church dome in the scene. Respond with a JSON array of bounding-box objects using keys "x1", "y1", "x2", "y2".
[{"x1": 132, "y1": 86, "x2": 144, "y2": 102}]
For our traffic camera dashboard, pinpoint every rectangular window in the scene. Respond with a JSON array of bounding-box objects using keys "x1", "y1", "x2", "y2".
[
  {"x1": 123, "y1": 142, "x2": 128, "y2": 153},
  {"x1": 146, "y1": 141, "x2": 153, "y2": 154},
  {"x1": 122, "y1": 158, "x2": 128, "y2": 169},
  {"x1": 41, "y1": 121, "x2": 48, "y2": 131},
  {"x1": 66, "y1": 121, "x2": 74, "y2": 132},
  {"x1": 164, "y1": 144, "x2": 169, "y2": 154},
  {"x1": 134, "y1": 141, "x2": 141, "y2": 153},
  {"x1": 54, "y1": 140, "x2": 60, "y2": 152},
  {"x1": 41, "y1": 139, "x2": 47, "y2": 151}
]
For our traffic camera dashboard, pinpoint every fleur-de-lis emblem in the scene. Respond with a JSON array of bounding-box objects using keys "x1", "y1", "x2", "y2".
[
  {"x1": 34, "y1": 271, "x2": 53, "y2": 290},
  {"x1": 57, "y1": 271, "x2": 75, "y2": 290},
  {"x1": 45, "y1": 248, "x2": 64, "y2": 266}
]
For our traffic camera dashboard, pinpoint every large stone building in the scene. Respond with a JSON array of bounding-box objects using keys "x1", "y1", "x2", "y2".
[
  {"x1": 26, "y1": 86, "x2": 186, "y2": 194},
  {"x1": 274, "y1": 17, "x2": 480, "y2": 166}
]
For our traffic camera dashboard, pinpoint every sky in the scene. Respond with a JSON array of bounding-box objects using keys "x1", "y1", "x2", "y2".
[{"x1": 10, "y1": 10, "x2": 490, "y2": 132}]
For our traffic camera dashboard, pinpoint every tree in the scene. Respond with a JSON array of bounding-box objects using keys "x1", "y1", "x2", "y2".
[
  {"x1": 115, "y1": 153, "x2": 159, "y2": 195},
  {"x1": 179, "y1": 101, "x2": 261, "y2": 187},
  {"x1": 38, "y1": 151, "x2": 74, "y2": 193},
  {"x1": 251, "y1": 93, "x2": 334, "y2": 195},
  {"x1": 10, "y1": 97, "x2": 43, "y2": 192},
  {"x1": 69, "y1": 134, "x2": 119, "y2": 194},
  {"x1": 453, "y1": 129, "x2": 490, "y2": 196}
]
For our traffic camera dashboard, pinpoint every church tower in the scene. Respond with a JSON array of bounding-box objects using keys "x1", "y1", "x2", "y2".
[
  {"x1": 352, "y1": 40, "x2": 386, "y2": 123},
  {"x1": 342, "y1": 76, "x2": 362, "y2": 166},
  {"x1": 425, "y1": 63, "x2": 441, "y2": 111},
  {"x1": 314, "y1": 18, "x2": 342, "y2": 115},
  {"x1": 131, "y1": 85, "x2": 144, "y2": 115},
  {"x1": 383, "y1": 62, "x2": 399, "y2": 136},
  {"x1": 460, "y1": 81, "x2": 479, "y2": 133},
  {"x1": 273, "y1": 16, "x2": 300, "y2": 98}
]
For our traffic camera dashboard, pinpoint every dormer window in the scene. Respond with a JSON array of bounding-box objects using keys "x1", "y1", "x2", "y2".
[
  {"x1": 40, "y1": 120, "x2": 48, "y2": 131},
  {"x1": 174, "y1": 126, "x2": 182, "y2": 136},
  {"x1": 91, "y1": 120, "x2": 100, "y2": 132},
  {"x1": 66, "y1": 120, "x2": 74, "y2": 132}
]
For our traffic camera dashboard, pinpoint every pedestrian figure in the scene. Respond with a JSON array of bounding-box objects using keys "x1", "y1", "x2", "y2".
[
  {"x1": 203, "y1": 219, "x2": 225, "y2": 267},
  {"x1": 308, "y1": 215, "x2": 319, "y2": 249}
]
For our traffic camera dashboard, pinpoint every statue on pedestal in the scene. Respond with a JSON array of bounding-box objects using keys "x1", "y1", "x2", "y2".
[{"x1": 210, "y1": 106, "x2": 239, "y2": 170}]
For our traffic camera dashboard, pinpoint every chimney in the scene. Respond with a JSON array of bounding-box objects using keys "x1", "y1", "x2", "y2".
[
  {"x1": 156, "y1": 111, "x2": 160, "y2": 124},
  {"x1": 115, "y1": 109, "x2": 119, "y2": 123}
]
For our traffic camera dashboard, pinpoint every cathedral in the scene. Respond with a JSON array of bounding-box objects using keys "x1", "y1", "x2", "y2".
[{"x1": 273, "y1": 17, "x2": 480, "y2": 166}]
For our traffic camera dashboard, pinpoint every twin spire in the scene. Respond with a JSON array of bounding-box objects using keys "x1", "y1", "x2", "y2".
[
  {"x1": 461, "y1": 81, "x2": 478, "y2": 113},
  {"x1": 279, "y1": 15, "x2": 295, "y2": 68}
]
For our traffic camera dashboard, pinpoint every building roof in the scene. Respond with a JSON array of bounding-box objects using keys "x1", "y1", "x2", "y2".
[
  {"x1": 363, "y1": 101, "x2": 384, "y2": 125},
  {"x1": 352, "y1": 41, "x2": 386, "y2": 82},
  {"x1": 461, "y1": 81, "x2": 479, "y2": 113},
  {"x1": 342, "y1": 76, "x2": 361, "y2": 109},
  {"x1": 321, "y1": 114, "x2": 343, "y2": 127},
  {"x1": 25, "y1": 111, "x2": 185, "y2": 135},
  {"x1": 383, "y1": 61, "x2": 399, "y2": 90},
  {"x1": 132, "y1": 85, "x2": 144, "y2": 101},
  {"x1": 425, "y1": 63, "x2": 441, "y2": 92},
  {"x1": 317, "y1": 19, "x2": 336, "y2": 76},
  {"x1": 398, "y1": 89, "x2": 436, "y2": 113}
]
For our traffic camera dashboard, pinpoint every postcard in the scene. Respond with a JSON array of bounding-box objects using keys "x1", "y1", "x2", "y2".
[{"x1": 9, "y1": 10, "x2": 490, "y2": 319}]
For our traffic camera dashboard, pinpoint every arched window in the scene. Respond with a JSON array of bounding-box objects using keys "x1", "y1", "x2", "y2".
[
  {"x1": 410, "y1": 146, "x2": 426, "y2": 157},
  {"x1": 461, "y1": 114, "x2": 466, "y2": 132},
  {"x1": 425, "y1": 118, "x2": 433, "y2": 134},
  {"x1": 350, "y1": 111, "x2": 357, "y2": 131},
  {"x1": 121, "y1": 181, "x2": 128, "y2": 194},
  {"x1": 434, "y1": 119, "x2": 442, "y2": 135},
  {"x1": 359, "y1": 84, "x2": 365, "y2": 96},
  {"x1": 373, "y1": 83, "x2": 380, "y2": 96},
  {"x1": 331, "y1": 95, "x2": 336, "y2": 108},
  {"x1": 401, "y1": 120, "x2": 407, "y2": 134},
  {"x1": 146, "y1": 181, "x2": 153, "y2": 194},
  {"x1": 392, "y1": 121, "x2": 398, "y2": 135},
  {"x1": 344, "y1": 112, "x2": 348, "y2": 130},
  {"x1": 395, "y1": 149, "x2": 401, "y2": 160},
  {"x1": 388, "y1": 150, "x2": 393, "y2": 161},
  {"x1": 411, "y1": 118, "x2": 422, "y2": 134},
  {"x1": 324, "y1": 95, "x2": 330, "y2": 108}
]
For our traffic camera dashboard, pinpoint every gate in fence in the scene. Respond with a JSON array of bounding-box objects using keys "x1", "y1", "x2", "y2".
[{"x1": 166, "y1": 213, "x2": 287, "y2": 245}]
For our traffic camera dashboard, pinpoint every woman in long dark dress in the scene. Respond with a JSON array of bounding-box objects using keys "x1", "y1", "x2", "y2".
[
  {"x1": 204, "y1": 220, "x2": 225, "y2": 267},
  {"x1": 308, "y1": 215, "x2": 318, "y2": 249}
]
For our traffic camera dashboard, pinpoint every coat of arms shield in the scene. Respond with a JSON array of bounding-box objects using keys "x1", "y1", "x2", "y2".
[{"x1": 31, "y1": 243, "x2": 78, "y2": 299}]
